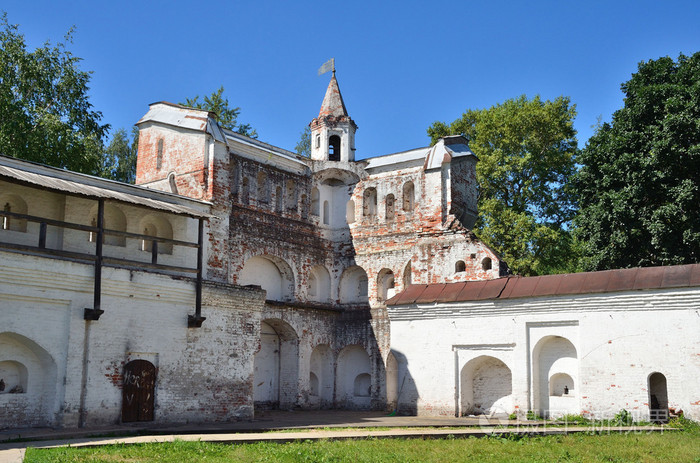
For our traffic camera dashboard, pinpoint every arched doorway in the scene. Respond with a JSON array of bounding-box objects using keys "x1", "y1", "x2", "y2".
[
  {"x1": 460, "y1": 356, "x2": 512, "y2": 416},
  {"x1": 648, "y1": 372, "x2": 669, "y2": 422},
  {"x1": 253, "y1": 319, "x2": 299, "y2": 410},
  {"x1": 121, "y1": 359, "x2": 156, "y2": 422}
]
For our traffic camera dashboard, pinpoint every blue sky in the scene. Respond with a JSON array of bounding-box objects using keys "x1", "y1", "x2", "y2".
[{"x1": 3, "y1": 1, "x2": 700, "y2": 160}]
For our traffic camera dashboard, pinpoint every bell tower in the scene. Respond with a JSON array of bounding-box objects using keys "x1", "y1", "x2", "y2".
[{"x1": 310, "y1": 70, "x2": 357, "y2": 162}]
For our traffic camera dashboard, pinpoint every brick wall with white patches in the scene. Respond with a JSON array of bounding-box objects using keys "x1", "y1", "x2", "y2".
[{"x1": 387, "y1": 289, "x2": 700, "y2": 420}]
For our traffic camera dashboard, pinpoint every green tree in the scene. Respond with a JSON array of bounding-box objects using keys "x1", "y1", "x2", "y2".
[
  {"x1": 573, "y1": 52, "x2": 700, "y2": 270},
  {"x1": 295, "y1": 126, "x2": 311, "y2": 157},
  {"x1": 0, "y1": 13, "x2": 109, "y2": 174},
  {"x1": 428, "y1": 95, "x2": 580, "y2": 276},
  {"x1": 100, "y1": 127, "x2": 138, "y2": 183},
  {"x1": 182, "y1": 86, "x2": 257, "y2": 138}
]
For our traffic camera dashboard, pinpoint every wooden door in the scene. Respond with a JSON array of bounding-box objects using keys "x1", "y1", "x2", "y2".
[{"x1": 121, "y1": 360, "x2": 156, "y2": 422}]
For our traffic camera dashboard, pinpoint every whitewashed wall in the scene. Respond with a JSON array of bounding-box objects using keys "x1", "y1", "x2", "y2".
[{"x1": 388, "y1": 288, "x2": 700, "y2": 420}]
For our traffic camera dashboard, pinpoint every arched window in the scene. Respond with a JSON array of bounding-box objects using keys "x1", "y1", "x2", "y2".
[
  {"x1": 315, "y1": 135, "x2": 320, "y2": 148},
  {"x1": 257, "y1": 171, "x2": 268, "y2": 204},
  {"x1": 140, "y1": 216, "x2": 173, "y2": 254},
  {"x1": 89, "y1": 204, "x2": 127, "y2": 247},
  {"x1": 285, "y1": 180, "x2": 296, "y2": 210},
  {"x1": 141, "y1": 224, "x2": 157, "y2": 252},
  {"x1": 482, "y1": 257, "x2": 492, "y2": 271},
  {"x1": 328, "y1": 135, "x2": 341, "y2": 161},
  {"x1": 300, "y1": 194, "x2": 309, "y2": 219},
  {"x1": 403, "y1": 181, "x2": 415, "y2": 212},
  {"x1": 311, "y1": 188, "x2": 320, "y2": 216},
  {"x1": 455, "y1": 260, "x2": 466, "y2": 273},
  {"x1": 385, "y1": 194, "x2": 395, "y2": 221},
  {"x1": 403, "y1": 261, "x2": 412, "y2": 288},
  {"x1": 156, "y1": 139, "x2": 164, "y2": 170},
  {"x1": 275, "y1": 186, "x2": 283, "y2": 212},
  {"x1": 346, "y1": 200, "x2": 355, "y2": 224},
  {"x1": 377, "y1": 268, "x2": 395, "y2": 302},
  {"x1": 322, "y1": 200, "x2": 330, "y2": 225},
  {"x1": 1, "y1": 196, "x2": 28, "y2": 232},
  {"x1": 241, "y1": 177, "x2": 250, "y2": 205},
  {"x1": 363, "y1": 188, "x2": 377, "y2": 217},
  {"x1": 230, "y1": 160, "x2": 239, "y2": 195}
]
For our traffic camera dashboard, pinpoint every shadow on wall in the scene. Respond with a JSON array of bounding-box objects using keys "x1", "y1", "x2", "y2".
[{"x1": 386, "y1": 349, "x2": 419, "y2": 415}]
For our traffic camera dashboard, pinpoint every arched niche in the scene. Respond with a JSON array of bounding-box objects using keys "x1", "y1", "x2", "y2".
[
  {"x1": 549, "y1": 373, "x2": 574, "y2": 397},
  {"x1": 455, "y1": 260, "x2": 466, "y2": 273},
  {"x1": 308, "y1": 265, "x2": 331, "y2": 303},
  {"x1": 346, "y1": 200, "x2": 355, "y2": 224},
  {"x1": 311, "y1": 188, "x2": 320, "y2": 216},
  {"x1": 339, "y1": 266, "x2": 369, "y2": 304},
  {"x1": 533, "y1": 335, "x2": 578, "y2": 418},
  {"x1": 377, "y1": 268, "x2": 395, "y2": 302},
  {"x1": 256, "y1": 171, "x2": 269, "y2": 204},
  {"x1": 402, "y1": 181, "x2": 415, "y2": 212},
  {"x1": 89, "y1": 203, "x2": 127, "y2": 247},
  {"x1": 275, "y1": 186, "x2": 283, "y2": 213},
  {"x1": 241, "y1": 177, "x2": 250, "y2": 204},
  {"x1": 239, "y1": 255, "x2": 295, "y2": 302},
  {"x1": 336, "y1": 345, "x2": 371, "y2": 409},
  {"x1": 385, "y1": 194, "x2": 395, "y2": 221},
  {"x1": 285, "y1": 180, "x2": 296, "y2": 210},
  {"x1": 0, "y1": 360, "x2": 28, "y2": 393},
  {"x1": 0, "y1": 194, "x2": 28, "y2": 232},
  {"x1": 0, "y1": 332, "x2": 57, "y2": 427},
  {"x1": 460, "y1": 356, "x2": 513, "y2": 416},
  {"x1": 310, "y1": 344, "x2": 334, "y2": 408},
  {"x1": 139, "y1": 214, "x2": 173, "y2": 254},
  {"x1": 402, "y1": 261, "x2": 412, "y2": 289},
  {"x1": 253, "y1": 319, "x2": 299, "y2": 410},
  {"x1": 322, "y1": 200, "x2": 330, "y2": 225},
  {"x1": 363, "y1": 188, "x2": 377, "y2": 217}
]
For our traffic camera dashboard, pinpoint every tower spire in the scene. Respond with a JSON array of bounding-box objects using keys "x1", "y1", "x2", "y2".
[
  {"x1": 318, "y1": 72, "x2": 349, "y2": 118},
  {"x1": 310, "y1": 68, "x2": 357, "y2": 162}
]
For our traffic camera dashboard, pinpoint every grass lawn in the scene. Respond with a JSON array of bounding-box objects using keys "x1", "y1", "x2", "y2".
[{"x1": 24, "y1": 426, "x2": 700, "y2": 463}]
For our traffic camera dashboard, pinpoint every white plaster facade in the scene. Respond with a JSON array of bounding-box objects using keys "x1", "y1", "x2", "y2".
[{"x1": 387, "y1": 282, "x2": 700, "y2": 421}]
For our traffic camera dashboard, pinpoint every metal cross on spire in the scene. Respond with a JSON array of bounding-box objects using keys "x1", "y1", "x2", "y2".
[{"x1": 318, "y1": 58, "x2": 335, "y2": 76}]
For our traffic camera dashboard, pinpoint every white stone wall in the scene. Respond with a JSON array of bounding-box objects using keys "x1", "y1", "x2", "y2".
[
  {"x1": 388, "y1": 288, "x2": 700, "y2": 420},
  {"x1": 0, "y1": 250, "x2": 267, "y2": 428}
]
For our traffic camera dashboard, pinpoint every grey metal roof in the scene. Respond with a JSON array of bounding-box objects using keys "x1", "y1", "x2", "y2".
[
  {"x1": 136, "y1": 102, "x2": 227, "y2": 144},
  {"x1": 365, "y1": 147, "x2": 430, "y2": 169},
  {"x1": 0, "y1": 155, "x2": 212, "y2": 218}
]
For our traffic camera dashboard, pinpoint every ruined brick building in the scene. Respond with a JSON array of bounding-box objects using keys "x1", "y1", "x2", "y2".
[{"x1": 0, "y1": 73, "x2": 698, "y2": 429}]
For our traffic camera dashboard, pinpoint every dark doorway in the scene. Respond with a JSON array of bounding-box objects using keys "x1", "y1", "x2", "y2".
[
  {"x1": 648, "y1": 372, "x2": 668, "y2": 423},
  {"x1": 122, "y1": 360, "x2": 156, "y2": 422},
  {"x1": 328, "y1": 135, "x2": 341, "y2": 161}
]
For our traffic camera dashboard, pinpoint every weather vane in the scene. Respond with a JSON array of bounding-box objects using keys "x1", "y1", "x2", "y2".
[{"x1": 318, "y1": 58, "x2": 335, "y2": 76}]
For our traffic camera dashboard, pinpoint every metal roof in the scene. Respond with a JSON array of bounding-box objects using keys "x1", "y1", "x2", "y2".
[
  {"x1": 365, "y1": 147, "x2": 430, "y2": 170},
  {"x1": 136, "y1": 102, "x2": 227, "y2": 144},
  {"x1": 0, "y1": 155, "x2": 212, "y2": 218},
  {"x1": 386, "y1": 263, "x2": 700, "y2": 306}
]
